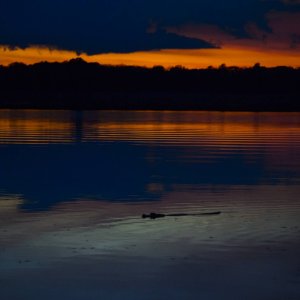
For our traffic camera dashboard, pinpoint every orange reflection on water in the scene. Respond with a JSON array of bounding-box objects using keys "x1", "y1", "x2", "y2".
[
  {"x1": 0, "y1": 110, "x2": 74, "y2": 144},
  {"x1": 83, "y1": 111, "x2": 300, "y2": 146},
  {"x1": 1, "y1": 110, "x2": 300, "y2": 148},
  {"x1": 82, "y1": 111, "x2": 300, "y2": 172}
]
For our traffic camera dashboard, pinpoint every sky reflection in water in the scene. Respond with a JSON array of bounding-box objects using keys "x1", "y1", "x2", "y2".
[
  {"x1": 0, "y1": 110, "x2": 300, "y2": 210},
  {"x1": 0, "y1": 110, "x2": 300, "y2": 300}
]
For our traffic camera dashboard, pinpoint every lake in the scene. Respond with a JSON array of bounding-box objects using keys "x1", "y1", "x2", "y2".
[{"x1": 0, "y1": 110, "x2": 300, "y2": 300}]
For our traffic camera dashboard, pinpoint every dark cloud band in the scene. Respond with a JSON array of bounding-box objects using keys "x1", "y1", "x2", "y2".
[{"x1": 0, "y1": 0, "x2": 299, "y2": 54}]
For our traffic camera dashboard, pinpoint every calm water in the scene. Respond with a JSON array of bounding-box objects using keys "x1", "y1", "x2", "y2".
[{"x1": 0, "y1": 110, "x2": 300, "y2": 300}]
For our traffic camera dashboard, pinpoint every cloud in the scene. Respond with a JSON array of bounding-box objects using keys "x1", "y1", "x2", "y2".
[
  {"x1": 0, "y1": 0, "x2": 286, "y2": 54},
  {"x1": 281, "y1": 0, "x2": 300, "y2": 4},
  {"x1": 166, "y1": 11, "x2": 300, "y2": 51},
  {"x1": 166, "y1": 25, "x2": 237, "y2": 48},
  {"x1": 262, "y1": 0, "x2": 300, "y2": 5},
  {"x1": 104, "y1": 30, "x2": 215, "y2": 53},
  {"x1": 0, "y1": 28, "x2": 212, "y2": 54},
  {"x1": 264, "y1": 11, "x2": 300, "y2": 48},
  {"x1": 0, "y1": 0, "x2": 217, "y2": 54},
  {"x1": 0, "y1": 0, "x2": 299, "y2": 58}
]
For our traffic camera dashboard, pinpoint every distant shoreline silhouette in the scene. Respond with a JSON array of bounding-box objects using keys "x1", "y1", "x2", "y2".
[{"x1": 0, "y1": 59, "x2": 299, "y2": 111}]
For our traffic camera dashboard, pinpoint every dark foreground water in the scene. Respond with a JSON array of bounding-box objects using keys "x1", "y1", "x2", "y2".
[{"x1": 0, "y1": 110, "x2": 300, "y2": 300}]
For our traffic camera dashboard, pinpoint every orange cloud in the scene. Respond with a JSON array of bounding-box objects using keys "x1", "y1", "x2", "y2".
[
  {"x1": 281, "y1": 0, "x2": 300, "y2": 4},
  {"x1": 167, "y1": 11, "x2": 300, "y2": 52},
  {"x1": 265, "y1": 11, "x2": 300, "y2": 49}
]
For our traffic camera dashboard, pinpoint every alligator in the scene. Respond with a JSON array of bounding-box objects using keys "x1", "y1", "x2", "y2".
[{"x1": 142, "y1": 211, "x2": 221, "y2": 219}]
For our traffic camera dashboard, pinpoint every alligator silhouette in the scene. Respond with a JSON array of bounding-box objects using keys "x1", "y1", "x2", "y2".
[{"x1": 142, "y1": 211, "x2": 221, "y2": 219}]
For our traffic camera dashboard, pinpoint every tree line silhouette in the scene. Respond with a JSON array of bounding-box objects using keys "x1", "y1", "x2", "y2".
[{"x1": 0, "y1": 58, "x2": 299, "y2": 111}]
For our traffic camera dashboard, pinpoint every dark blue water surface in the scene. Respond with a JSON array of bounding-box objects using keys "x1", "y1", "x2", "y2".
[{"x1": 0, "y1": 110, "x2": 300, "y2": 300}]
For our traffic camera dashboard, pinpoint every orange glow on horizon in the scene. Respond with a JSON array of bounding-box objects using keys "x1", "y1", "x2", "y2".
[{"x1": 1, "y1": 45, "x2": 300, "y2": 69}]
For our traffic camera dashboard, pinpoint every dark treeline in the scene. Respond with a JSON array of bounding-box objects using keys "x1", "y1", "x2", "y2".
[{"x1": 0, "y1": 58, "x2": 300, "y2": 111}]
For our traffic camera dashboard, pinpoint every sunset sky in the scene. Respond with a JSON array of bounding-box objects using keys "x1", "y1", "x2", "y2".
[{"x1": 1, "y1": 0, "x2": 300, "y2": 68}]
